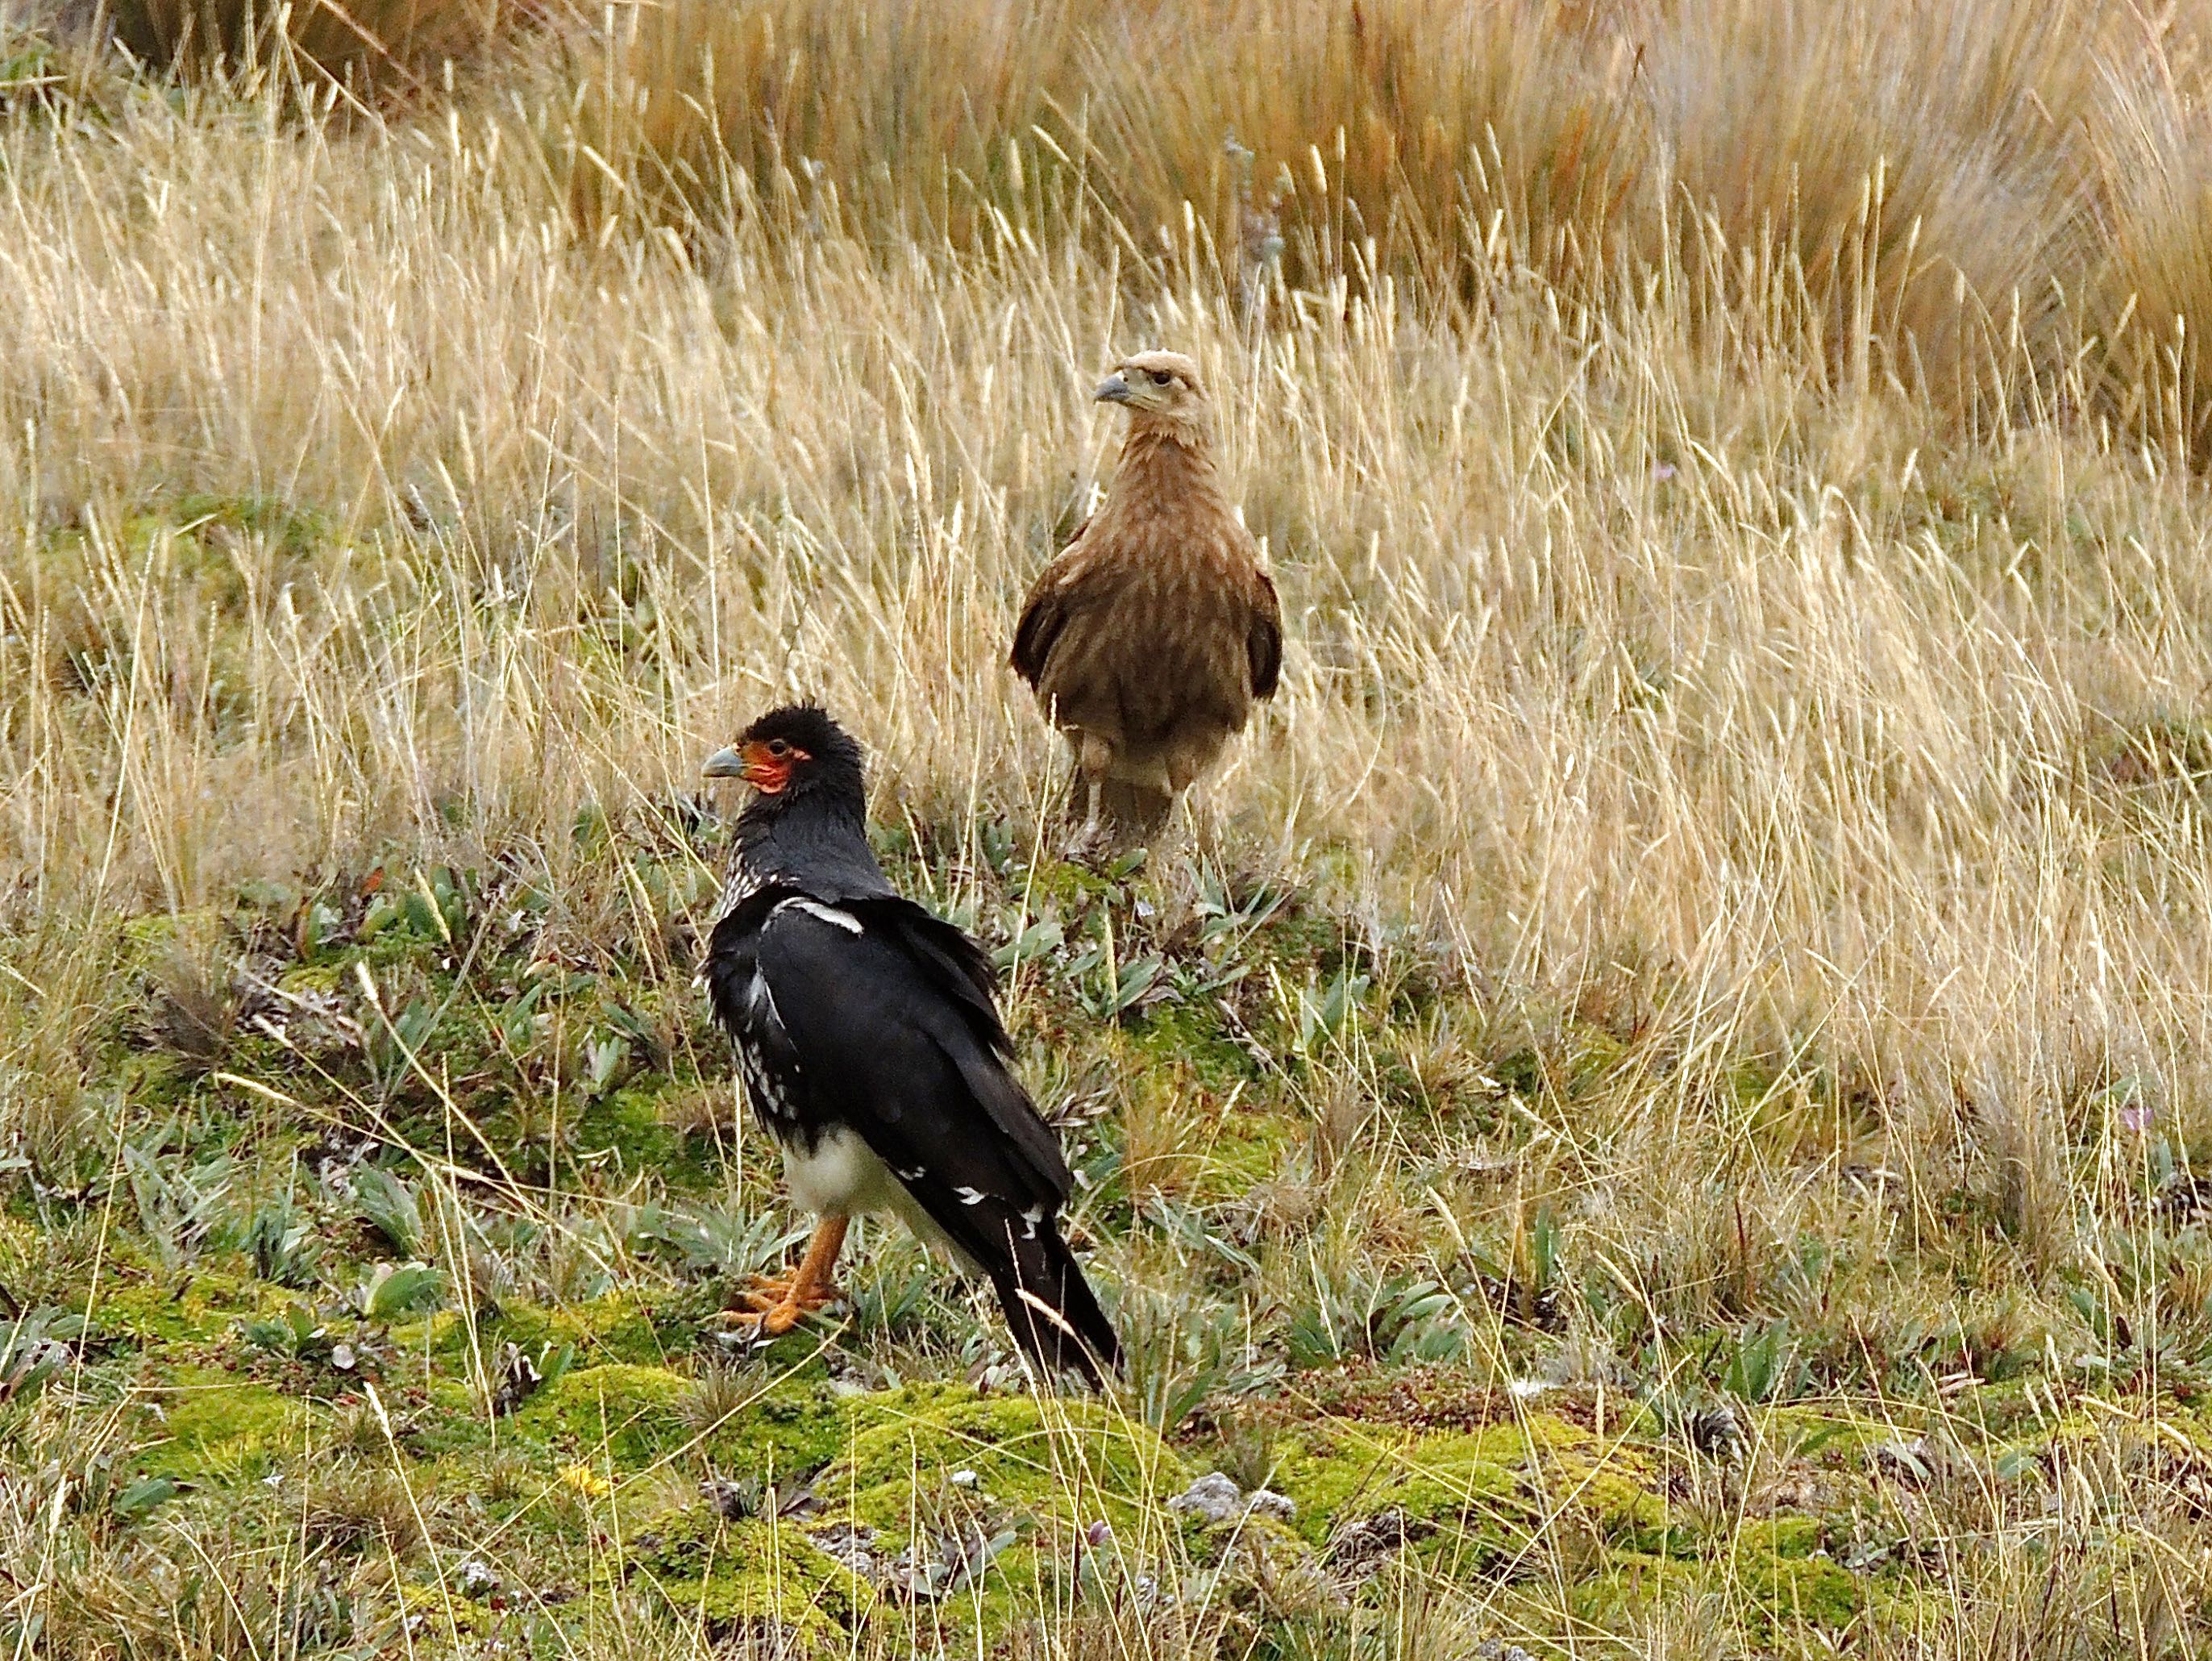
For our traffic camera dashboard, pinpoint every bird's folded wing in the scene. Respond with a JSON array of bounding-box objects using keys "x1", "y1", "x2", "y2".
[
  {"x1": 1247, "y1": 567, "x2": 1283, "y2": 700},
  {"x1": 854, "y1": 899, "x2": 1000, "y2": 1033},
  {"x1": 1011, "y1": 581, "x2": 1071, "y2": 689},
  {"x1": 1012, "y1": 514, "x2": 1109, "y2": 688},
  {"x1": 747, "y1": 901, "x2": 1075, "y2": 1217}
]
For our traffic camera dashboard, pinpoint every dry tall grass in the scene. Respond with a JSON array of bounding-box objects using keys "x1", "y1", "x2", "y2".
[
  {"x1": 9, "y1": 0, "x2": 2212, "y2": 1653},
  {"x1": 83, "y1": 0, "x2": 529, "y2": 103},
  {"x1": 559, "y1": 0, "x2": 2212, "y2": 423}
]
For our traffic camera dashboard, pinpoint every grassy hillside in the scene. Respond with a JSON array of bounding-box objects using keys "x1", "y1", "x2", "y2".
[{"x1": 6, "y1": 1, "x2": 2212, "y2": 1654}]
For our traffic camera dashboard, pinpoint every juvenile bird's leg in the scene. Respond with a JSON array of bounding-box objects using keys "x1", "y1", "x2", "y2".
[
  {"x1": 1062, "y1": 735, "x2": 1115, "y2": 861},
  {"x1": 725, "y1": 1217, "x2": 849, "y2": 1335}
]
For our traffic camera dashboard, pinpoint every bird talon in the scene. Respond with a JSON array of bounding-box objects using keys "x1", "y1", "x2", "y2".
[
  {"x1": 717, "y1": 1300, "x2": 809, "y2": 1338},
  {"x1": 731, "y1": 1277, "x2": 838, "y2": 1316},
  {"x1": 719, "y1": 1235, "x2": 844, "y2": 1336},
  {"x1": 714, "y1": 1288, "x2": 834, "y2": 1339}
]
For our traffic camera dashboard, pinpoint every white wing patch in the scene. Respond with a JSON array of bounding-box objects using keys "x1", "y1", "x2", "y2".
[
  {"x1": 954, "y1": 1185, "x2": 986, "y2": 1206},
  {"x1": 773, "y1": 897, "x2": 864, "y2": 935},
  {"x1": 744, "y1": 965, "x2": 780, "y2": 1024}
]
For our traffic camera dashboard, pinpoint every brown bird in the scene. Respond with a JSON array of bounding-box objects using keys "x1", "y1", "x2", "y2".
[{"x1": 1011, "y1": 350, "x2": 1283, "y2": 849}]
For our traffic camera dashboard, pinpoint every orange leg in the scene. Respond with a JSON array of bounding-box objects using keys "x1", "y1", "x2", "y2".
[{"x1": 726, "y1": 1217, "x2": 849, "y2": 1336}]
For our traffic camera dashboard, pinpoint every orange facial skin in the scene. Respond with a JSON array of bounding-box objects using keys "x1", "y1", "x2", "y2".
[{"x1": 738, "y1": 739, "x2": 809, "y2": 794}]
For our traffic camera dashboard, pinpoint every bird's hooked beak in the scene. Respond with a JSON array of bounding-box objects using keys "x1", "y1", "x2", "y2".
[
  {"x1": 1093, "y1": 371, "x2": 1133, "y2": 405},
  {"x1": 701, "y1": 741, "x2": 802, "y2": 794}
]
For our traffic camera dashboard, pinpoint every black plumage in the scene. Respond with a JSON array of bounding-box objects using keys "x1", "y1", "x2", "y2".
[{"x1": 697, "y1": 705, "x2": 1118, "y2": 1383}]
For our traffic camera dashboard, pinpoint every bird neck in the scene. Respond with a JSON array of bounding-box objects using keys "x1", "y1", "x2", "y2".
[
  {"x1": 1115, "y1": 418, "x2": 1216, "y2": 492},
  {"x1": 732, "y1": 783, "x2": 889, "y2": 898}
]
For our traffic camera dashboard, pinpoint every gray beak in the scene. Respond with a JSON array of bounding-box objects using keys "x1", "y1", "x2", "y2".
[
  {"x1": 1094, "y1": 373, "x2": 1132, "y2": 404},
  {"x1": 701, "y1": 746, "x2": 746, "y2": 779}
]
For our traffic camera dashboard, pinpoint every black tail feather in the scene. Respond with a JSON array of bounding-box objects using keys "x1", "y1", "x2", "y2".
[{"x1": 992, "y1": 1225, "x2": 1120, "y2": 1386}]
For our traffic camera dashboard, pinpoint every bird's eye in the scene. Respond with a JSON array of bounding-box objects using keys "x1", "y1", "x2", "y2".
[
  {"x1": 767, "y1": 739, "x2": 790, "y2": 757},
  {"x1": 1148, "y1": 368, "x2": 1172, "y2": 385}
]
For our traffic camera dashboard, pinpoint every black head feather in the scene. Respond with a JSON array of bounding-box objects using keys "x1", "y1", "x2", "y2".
[
  {"x1": 727, "y1": 703, "x2": 892, "y2": 902},
  {"x1": 737, "y1": 704, "x2": 865, "y2": 783}
]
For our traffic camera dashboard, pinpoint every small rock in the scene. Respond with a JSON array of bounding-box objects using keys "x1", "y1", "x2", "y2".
[
  {"x1": 811, "y1": 1522, "x2": 880, "y2": 1580},
  {"x1": 1245, "y1": 1487, "x2": 1297, "y2": 1524},
  {"x1": 950, "y1": 1468, "x2": 980, "y2": 1488},
  {"x1": 1168, "y1": 1471, "x2": 1298, "y2": 1527},
  {"x1": 1166, "y1": 1472, "x2": 1245, "y2": 1526},
  {"x1": 329, "y1": 1342, "x2": 356, "y2": 1372},
  {"x1": 455, "y1": 1559, "x2": 498, "y2": 1600}
]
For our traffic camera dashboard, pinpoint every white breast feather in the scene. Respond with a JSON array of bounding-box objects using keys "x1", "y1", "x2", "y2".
[{"x1": 781, "y1": 1132, "x2": 973, "y2": 1271}]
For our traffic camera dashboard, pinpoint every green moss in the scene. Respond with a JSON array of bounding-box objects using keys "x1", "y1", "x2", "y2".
[
  {"x1": 1724, "y1": 1541, "x2": 1865, "y2": 1630},
  {"x1": 1127, "y1": 1004, "x2": 1258, "y2": 1090},
  {"x1": 398, "y1": 1582, "x2": 499, "y2": 1642},
  {"x1": 1271, "y1": 1413, "x2": 1668, "y2": 1567},
  {"x1": 139, "y1": 1371, "x2": 310, "y2": 1480},
  {"x1": 118, "y1": 908, "x2": 222, "y2": 959},
  {"x1": 485, "y1": 1291, "x2": 686, "y2": 1368},
  {"x1": 85, "y1": 1268, "x2": 252, "y2": 1347},
  {"x1": 1198, "y1": 1111, "x2": 1301, "y2": 1199},
  {"x1": 568, "y1": 1083, "x2": 704, "y2": 1186},
  {"x1": 503, "y1": 1349, "x2": 854, "y2": 1482},
  {"x1": 1020, "y1": 857, "x2": 1120, "y2": 917},
  {"x1": 625, "y1": 1384, "x2": 1187, "y2": 1638},
  {"x1": 1740, "y1": 1515, "x2": 1824, "y2": 1559},
  {"x1": 1568, "y1": 1535, "x2": 1871, "y2": 1642},
  {"x1": 514, "y1": 1363, "x2": 694, "y2": 1468},
  {"x1": 1272, "y1": 1421, "x2": 1519, "y2": 1543},
  {"x1": 701, "y1": 1380, "x2": 850, "y2": 1477},
  {"x1": 586, "y1": 1380, "x2": 1189, "y2": 1642},
  {"x1": 119, "y1": 1051, "x2": 205, "y2": 1109},
  {"x1": 628, "y1": 1511, "x2": 870, "y2": 1638},
  {"x1": 407, "y1": 1377, "x2": 496, "y2": 1459},
  {"x1": 1757, "y1": 1402, "x2": 1911, "y2": 1465},
  {"x1": 826, "y1": 1384, "x2": 1185, "y2": 1533},
  {"x1": 165, "y1": 490, "x2": 329, "y2": 557}
]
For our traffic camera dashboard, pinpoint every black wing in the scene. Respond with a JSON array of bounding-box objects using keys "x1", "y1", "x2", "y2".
[
  {"x1": 1248, "y1": 569, "x2": 1283, "y2": 701},
  {"x1": 1011, "y1": 584, "x2": 1068, "y2": 690},
  {"x1": 1010, "y1": 516, "x2": 1091, "y2": 689}
]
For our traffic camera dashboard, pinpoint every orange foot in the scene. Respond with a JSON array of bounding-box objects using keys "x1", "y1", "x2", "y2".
[
  {"x1": 716, "y1": 1217, "x2": 849, "y2": 1337},
  {"x1": 720, "y1": 1273, "x2": 840, "y2": 1335}
]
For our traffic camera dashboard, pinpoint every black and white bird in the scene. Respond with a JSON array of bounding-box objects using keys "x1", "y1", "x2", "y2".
[{"x1": 696, "y1": 704, "x2": 1119, "y2": 1383}]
